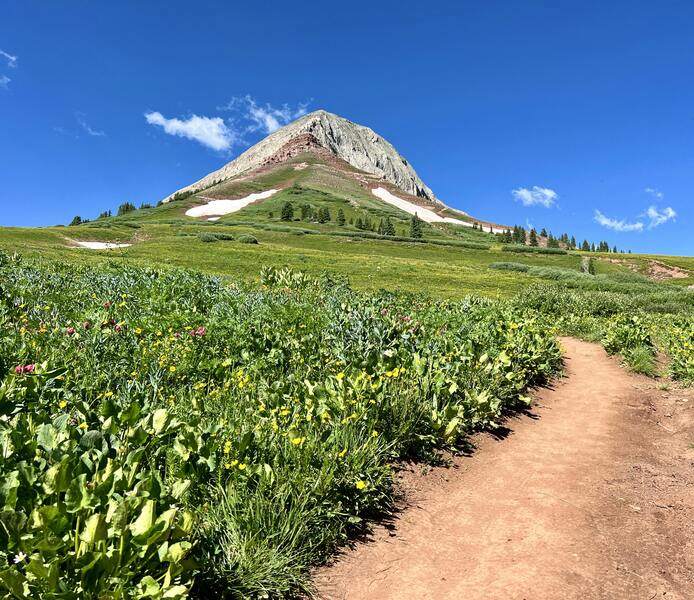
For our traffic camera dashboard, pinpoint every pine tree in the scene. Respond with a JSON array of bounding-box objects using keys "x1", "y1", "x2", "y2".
[
  {"x1": 300, "y1": 204, "x2": 313, "y2": 221},
  {"x1": 337, "y1": 208, "x2": 346, "y2": 226},
  {"x1": 377, "y1": 218, "x2": 385, "y2": 235},
  {"x1": 529, "y1": 229, "x2": 538, "y2": 246},
  {"x1": 280, "y1": 201, "x2": 294, "y2": 222},
  {"x1": 385, "y1": 217, "x2": 395, "y2": 236},
  {"x1": 570, "y1": 235, "x2": 576, "y2": 249},
  {"x1": 69, "y1": 215, "x2": 82, "y2": 226},
  {"x1": 540, "y1": 227, "x2": 548, "y2": 238},
  {"x1": 117, "y1": 202, "x2": 136, "y2": 216},
  {"x1": 355, "y1": 217, "x2": 363, "y2": 230},
  {"x1": 317, "y1": 207, "x2": 330, "y2": 224},
  {"x1": 410, "y1": 213, "x2": 423, "y2": 238},
  {"x1": 581, "y1": 240, "x2": 590, "y2": 251}
]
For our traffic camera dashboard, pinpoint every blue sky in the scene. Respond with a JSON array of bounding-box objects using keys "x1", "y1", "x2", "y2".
[{"x1": 1, "y1": 1, "x2": 692, "y2": 255}]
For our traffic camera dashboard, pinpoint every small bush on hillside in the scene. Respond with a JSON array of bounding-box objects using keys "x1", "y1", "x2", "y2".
[
  {"x1": 198, "y1": 233, "x2": 219, "y2": 243},
  {"x1": 502, "y1": 245, "x2": 567, "y2": 255},
  {"x1": 237, "y1": 234, "x2": 258, "y2": 244},
  {"x1": 489, "y1": 262, "x2": 530, "y2": 272}
]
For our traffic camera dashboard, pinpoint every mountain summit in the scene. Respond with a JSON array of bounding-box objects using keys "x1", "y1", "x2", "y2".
[{"x1": 164, "y1": 110, "x2": 438, "y2": 203}]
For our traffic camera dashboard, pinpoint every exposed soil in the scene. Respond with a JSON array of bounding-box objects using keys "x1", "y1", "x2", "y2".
[
  {"x1": 313, "y1": 338, "x2": 694, "y2": 600},
  {"x1": 648, "y1": 260, "x2": 692, "y2": 280}
]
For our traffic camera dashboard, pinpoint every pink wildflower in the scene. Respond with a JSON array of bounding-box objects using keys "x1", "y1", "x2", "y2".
[{"x1": 66, "y1": 327, "x2": 76, "y2": 336}]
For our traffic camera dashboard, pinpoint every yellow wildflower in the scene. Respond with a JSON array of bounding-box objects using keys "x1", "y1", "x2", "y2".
[{"x1": 355, "y1": 480, "x2": 367, "y2": 490}]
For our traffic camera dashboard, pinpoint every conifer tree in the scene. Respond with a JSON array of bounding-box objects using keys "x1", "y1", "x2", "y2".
[
  {"x1": 529, "y1": 228, "x2": 538, "y2": 246},
  {"x1": 281, "y1": 201, "x2": 294, "y2": 221},
  {"x1": 410, "y1": 213, "x2": 424, "y2": 238},
  {"x1": 337, "y1": 208, "x2": 345, "y2": 226}
]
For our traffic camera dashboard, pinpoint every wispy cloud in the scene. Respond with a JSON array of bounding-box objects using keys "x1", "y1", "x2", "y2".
[
  {"x1": 217, "y1": 95, "x2": 309, "y2": 134},
  {"x1": 0, "y1": 75, "x2": 10, "y2": 89},
  {"x1": 144, "y1": 111, "x2": 234, "y2": 151},
  {"x1": 644, "y1": 187, "x2": 663, "y2": 200},
  {"x1": 0, "y1": 49, "x2": 17, "y2": 68},
  {"x1": 645, "y1": 205, "x2": 676, "y2": 229},
  {"x1": 594, "y1": 210, "x2": 644, "y2": 232},
  {"x1": 76, "y1": 112, "x2": 106, "y2": 137},
  {"x1": 511, "y1": 186, "x2": 558, "y2": 208}
]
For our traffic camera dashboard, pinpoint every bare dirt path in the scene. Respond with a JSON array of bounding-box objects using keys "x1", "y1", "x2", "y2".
[{"x1": 313, "y1": 338, "x2": 694, "y2": 600}]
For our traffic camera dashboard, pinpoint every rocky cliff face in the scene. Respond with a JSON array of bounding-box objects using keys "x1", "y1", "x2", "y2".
[{"x1": 164, "y1": 110, "x2": 439, "y2": 203}]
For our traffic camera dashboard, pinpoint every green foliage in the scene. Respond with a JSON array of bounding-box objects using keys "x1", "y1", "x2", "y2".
[
  {"x1": 198, "y1": 233, "x2": 219, "y2": 243},
  {"x1": 663, "y1": 318, "x2": 694, "y2": 381},
  {"x1": 603, "y1": 314, "x2": 657, "y2": 374},
  {"x1": 409, "y1": 213, "x2": 424, "y2": 239},
  {"x1": 280, "y1": 202, "x2": 294, "y2": 222},
  {"x1": 0, "y1": 368, "x2": 207, "y2": 598},
  {"x1": 0, "y1": 260, "x2": 563, "y2": 598},
  {"x1": 117, "y1": 203, "x2": 137, "y2": 217},
  {"x1": 237, "y1": 234, "x2": 258, "y2": 244},
  {"x1": 502, "y1": 245, "x2": 567, "y2": 255},
  {"x1": 69, "y1": 216, "x2": 82, "y2": 227}
]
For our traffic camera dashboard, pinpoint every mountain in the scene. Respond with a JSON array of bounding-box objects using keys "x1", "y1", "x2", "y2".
[{"x1": 164, "y1": 110, "x2": 438, "y2": 203}]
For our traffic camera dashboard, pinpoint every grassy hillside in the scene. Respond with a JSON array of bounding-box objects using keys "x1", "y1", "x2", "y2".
[{"x1": 1, "y1": 174, "x2": 692, "y2": 598}]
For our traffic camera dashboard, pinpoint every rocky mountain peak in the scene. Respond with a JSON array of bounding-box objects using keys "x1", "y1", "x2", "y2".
[{"x1": 163, "y1": 110, "x2": 438, "y2": 203}]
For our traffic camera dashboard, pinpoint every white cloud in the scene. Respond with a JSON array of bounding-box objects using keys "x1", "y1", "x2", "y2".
[
  {"x1": 511, "y1": 186, "x2": 558, "y2": 208},
  {"x1": 0, "y1": 75, "x2": 9, "y2": 89},
  {"x1": 645, "y1": 205, "x2": 676, "y2": 229},
  {"x1": 594, "y1": 210, "x2": 644, "y2": 232},
  {"x1": 0, "y1": 49, "x2": 17, "y2": 68},
  {"x1": 76, "y1": 112, "x2": 105, "y2": 137},
  {"x1": 144, "y1": 111, "x2": 234, "y2": 151},
  {"x1": 644, "y1": 187, "x2": 663, "y2": 200},
  {"x1": 218, "y1": 95, "x2": 309, "y2": 134}
]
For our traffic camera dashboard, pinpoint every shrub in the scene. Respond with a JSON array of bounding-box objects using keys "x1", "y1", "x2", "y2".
[
  {"x1": 237, "y1": 234, "x2": 258, "y2": 244},
  {"x1": 502, "y1": 245, "x2": 567, "y2": 255},
  {"x1": 198, "y1": 233, "x2": 219, "y2": 243}
]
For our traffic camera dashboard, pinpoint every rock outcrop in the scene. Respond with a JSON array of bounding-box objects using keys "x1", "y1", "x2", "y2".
[{"x1": 163, "y1": 110, "x2": 439, "y2": 203}]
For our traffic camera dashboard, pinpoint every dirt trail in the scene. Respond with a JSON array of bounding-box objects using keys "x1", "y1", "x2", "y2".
[{"x1": 313, "y1": 338, "x2": 694, "y2": 600}]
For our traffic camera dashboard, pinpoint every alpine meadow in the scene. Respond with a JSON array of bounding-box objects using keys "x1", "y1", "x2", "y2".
[{"x1": 2, "y1": 4, "x2": 694, "y2": 599}]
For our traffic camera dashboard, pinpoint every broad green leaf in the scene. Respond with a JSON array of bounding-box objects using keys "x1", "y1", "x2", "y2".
[
  {"x1": 164, "y1": 541, "x2": 191, "y2": 564},
  {"x1": 152, "y1": 408, "x2": 171, "y2": 434},
  {"x1": 80, "y1": 513, "x2": 107, "y2": 544},
  {"x1": 36, "y1": 423, "x2": 58, "y2": 451},
  {"x1": 130, "y1": 500, "x2": 156, "y2": 538},
  {"x1": 65, "y1": 474, "x2": 91, "y2": 513}
]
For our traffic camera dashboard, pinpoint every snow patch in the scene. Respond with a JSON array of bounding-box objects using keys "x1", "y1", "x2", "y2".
[
  {"x1": 207, "y1": 217, "x2": 221, "y2": 222},
  {"x1": 185, "y1": 189, "x2": 279, "y2": 218},
  {"x1": 75, "y1": 241, "x2": 132, "y2": 250},
  {"x1": 371, "y1": 187, "x2": 506, "y2": 233}
]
